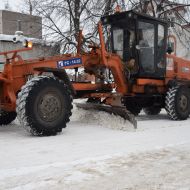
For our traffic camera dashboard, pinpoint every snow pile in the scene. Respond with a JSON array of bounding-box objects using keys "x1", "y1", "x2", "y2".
[{"x1": 71, "y1": 104, "x2": 135, "y2": 131}]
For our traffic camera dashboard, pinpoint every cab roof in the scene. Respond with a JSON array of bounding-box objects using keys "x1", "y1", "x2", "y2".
[{"x1": 101, "y1": 10, "x2": 168, "y2": 26}]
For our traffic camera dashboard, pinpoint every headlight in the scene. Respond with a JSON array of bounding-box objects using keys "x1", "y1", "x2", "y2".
[{"x1": 23, "y1": 40, "x2": 33, "y2": 48}]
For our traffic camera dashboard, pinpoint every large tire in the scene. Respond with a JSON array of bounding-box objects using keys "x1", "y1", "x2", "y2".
[
  {"x1": 143, "y1": 106, "x2": 161, "y2": 115},
  {"x1": 16, "y1": 76, "x2": 73, "y2": 136},
  {"x1": 165, "y1": 86, "x2": 190, "y2": 120},
  {"x1": 0, "y1": 110, "x2": 17, "y2": 125}
]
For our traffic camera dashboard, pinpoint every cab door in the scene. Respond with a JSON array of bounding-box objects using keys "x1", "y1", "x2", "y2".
[
  {"x1": 137, "y1": 20, "x2": 156, "y2": 77},
  {"x1": 156, "y1": 24, "x2": 167, "y2": 78},
  {"x1": 137, "y1": 20, "x2": 167, "y2": 79}
]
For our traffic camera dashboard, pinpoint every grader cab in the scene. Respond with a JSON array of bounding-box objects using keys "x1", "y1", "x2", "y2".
[
  {"x1": 0, "y1": 10, "x2": 190, "y2": 136},
  {"x1": 102, "y1": 10, "x2": 168, "y2": 79}
]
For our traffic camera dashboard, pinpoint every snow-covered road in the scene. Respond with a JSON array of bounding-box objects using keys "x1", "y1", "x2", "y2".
[{"x1": 0, "y1": 109, "x2": 190, "y2": 190}]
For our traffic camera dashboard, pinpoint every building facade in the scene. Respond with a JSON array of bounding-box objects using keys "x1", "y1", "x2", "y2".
[
  {"x1": 0, "y1": 10, "x2": 42, "y2": 39},
  {"x1": 0, "y1": 10, "x2": 59, "y2": 69}
]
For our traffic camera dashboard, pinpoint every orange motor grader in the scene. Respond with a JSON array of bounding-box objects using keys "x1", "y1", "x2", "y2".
[{"x1": 0, "y1": 10, "x2": 190, "y2": 136}]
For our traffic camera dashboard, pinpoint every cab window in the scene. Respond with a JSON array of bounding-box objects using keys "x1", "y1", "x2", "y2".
[
  {"x1": 157, "y1": 24, "x2": 165, "y2": 69},
  {"x1": 113, "y1": 28, "x2": 124, "y2": 59},
  {"x1": 138, "y1": 21, "x2": 155, "y2": 73}
]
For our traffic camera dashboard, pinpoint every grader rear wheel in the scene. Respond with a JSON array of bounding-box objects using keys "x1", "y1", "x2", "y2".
[
  {"x1": 165, "y1": 86, "x2": 190, "y2": 120},
  {"x1": 0, "y1": 110, "x2": 17, "y2": 125},
  {"x1": 16, "y1": 76, "x2": 73, "y2": 136}
]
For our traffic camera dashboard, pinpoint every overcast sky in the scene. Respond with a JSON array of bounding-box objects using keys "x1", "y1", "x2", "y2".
[
  {"x1": 0, "y1": 0, "x2": 22, "y2": 11},
  {"x1": 0, "y1": 0, "x2": 188, "y2": 12}
]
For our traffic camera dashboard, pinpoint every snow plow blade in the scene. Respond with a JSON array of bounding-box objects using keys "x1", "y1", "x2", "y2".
[{"x1": 75, "y1": 103, "x2": 137, "y2": 128}]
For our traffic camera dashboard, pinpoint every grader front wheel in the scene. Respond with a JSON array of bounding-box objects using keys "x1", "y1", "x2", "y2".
[
  {"x1": 16, "y1": 76, "x2": 73, "y2": 136},
  {"x1": 165, "y1": 86, "x2": 190, "y2": 120}
]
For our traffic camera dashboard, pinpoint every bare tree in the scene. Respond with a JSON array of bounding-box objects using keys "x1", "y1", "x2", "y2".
[
  {"x1": 21, "y1": 0, "x2": 190, "y2": 53},
  {"x1": 124, "y1": 0, "x2": 190, "y2": 51},
  {"x1": 21, "y1": 0, "x2": 121, "y2": 52},
  {"x1": 22, "y1": 0, "x2": 38, "y2": 15}
]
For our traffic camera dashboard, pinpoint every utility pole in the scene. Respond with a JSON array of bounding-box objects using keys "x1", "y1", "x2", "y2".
[{"x1": 29, "y1": 0, "x2": 33, "y2": 15}]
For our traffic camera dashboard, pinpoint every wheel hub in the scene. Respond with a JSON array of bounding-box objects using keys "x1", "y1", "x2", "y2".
[
  {"x1": 179, "y1": 95, "x2": 188, "y2": 111},
  {"x1": 38, "y1": 93, "x2": 62, "y2": 122}
]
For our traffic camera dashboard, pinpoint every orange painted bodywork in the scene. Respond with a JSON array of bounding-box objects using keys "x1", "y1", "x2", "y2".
[
  {"x1": 166, "y1": 54, "x2": 190, "y2": 81},
  {"x1": 0, "y1": 24, "x2": 190, "y2": 112},
  {"x1": 72, "y1": 83, "x2": 113, "y2": 91},
  {"x1": 0, "y1": 23, "x2": 127, "y2": 111}
]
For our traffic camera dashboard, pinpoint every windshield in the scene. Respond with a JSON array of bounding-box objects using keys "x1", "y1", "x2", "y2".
[
  {"x1": 113, "y1": 28, "x2": 124, "y2": 59},
  {"x1": 138, "y1": 21, "x2": 155, "y2": 73}
]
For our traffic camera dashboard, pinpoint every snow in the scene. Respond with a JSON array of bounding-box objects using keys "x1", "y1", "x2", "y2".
[
  {"x1": 0, "y1": 108, "x2": 190, "y2": 189},
  {"x1": 0, "y1": 34, "x2": 56, "y2": 46},
  {"x1": 72, "y1": 105, "x2": 134, "y2": 131}
]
